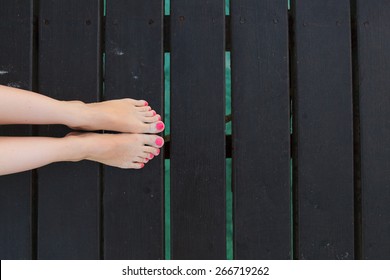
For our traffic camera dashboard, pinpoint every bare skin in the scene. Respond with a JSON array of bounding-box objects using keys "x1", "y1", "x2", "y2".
[
  {"x1": 0, "y1": 85, "x2": 165, "y2": 175},
  {"x1": 0, "y1": 85, "x2": 165, "y2": 133}
]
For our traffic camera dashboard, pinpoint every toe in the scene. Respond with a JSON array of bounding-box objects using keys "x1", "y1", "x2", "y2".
[
  {"x1": 141, "y1": 110, "x2": 156, "y2": 117},
  {"x1": 142, "y1": 151, "x2": 155, "y2": 160},
  {"x1": 134, "y1": 100, "x2": 148, "y2": 107},
  {"x1": 126, "y1": 162, "x2": 144, "y2": 169},
  {"x1": 148, "y1": 121, "x2": 165, "y2": 133},
  {"x1": 143, "y1": 135, "x2": 164, "y2": 148},
  {"x1": 143, "y1": 115, "x2": 160, "y2": 123},
  {"x1": 136, "y1": 157, "x2": 149, "y2": 164},
  {"x1": 133, "y1": 163, "x2": 145, "y2": 169},
  {"x1": 138, "y1": 106, "x2": 152, "y2": 112},
  {"x1": 155, "y1": 137, "x2": 164, "y2": 148},
  {"x1": 143, "y1": 146, "x2": 160, "y2": 156}
]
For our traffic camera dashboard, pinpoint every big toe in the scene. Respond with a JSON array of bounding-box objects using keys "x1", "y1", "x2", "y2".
[
  {"x1": 148, "y1": 121, "x2": 165, "y2": 134},
  {"x1": 143, "y1": 135, "x2": 164, "y2": 148}
]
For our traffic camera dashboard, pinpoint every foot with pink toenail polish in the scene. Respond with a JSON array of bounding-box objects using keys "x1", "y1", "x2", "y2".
[
  {"x1": 68, "y1": 98, "x2": 163, "y2": 134},
  {"x1": 66, "y1": 132, "x2": 162, "y2": 170}
]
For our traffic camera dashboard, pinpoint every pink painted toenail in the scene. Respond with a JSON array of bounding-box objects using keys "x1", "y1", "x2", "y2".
[
  {"x1": 158, "y1": 116, "x2": 161, "y2": 121},
  {"x1": 149, "y1": 154, "x2": 154, "y2": 159},
  {"x1": 152, "y1": 110, "x2": 156, "y2": 116},
  {"x1": 140, "y1": 163, "x2": 145, "y2": 168},
  {"x1": 156, "y1": 149, "x2": 160, "y2": 155},
  {"x1": 156, "y1": 122, "x2": 165, "y2": 131},
  {"x1": 144, "y1": 101, "x2": 148, "y2": 106},
  {"x1": 155, "y1": 138, "x2": 163, "y2": 147}
]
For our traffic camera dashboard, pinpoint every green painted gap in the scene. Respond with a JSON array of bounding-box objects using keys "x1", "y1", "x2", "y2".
[
  {"x1": 165, "y1": 0, "x2": 170, "y2": 16},
  {"x1": 225, "y1": 54, "x2": 232, "y2": 135},
  {"x1": 226, "y1": 0, "x2": 230, "y2": 16},
  {"x1": 164, "y1": 52, "x2": 171, "y2": 260},
  {"x1": 103, "y1": 0, "x2": 106, "y2": 16},
  {"x1": 226, "y1": 51, "x2": 233, "y2": 260},
  {"x1": 164, "y1": 53, "x2": 171, "y2": 135}
]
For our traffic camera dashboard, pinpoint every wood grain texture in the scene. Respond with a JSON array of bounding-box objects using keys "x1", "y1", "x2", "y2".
[
  {"x1": 293, "y1": 0, "x2": 354, "y2": 259},
  {"x1": 170, "y1": 0, "x2": 226, "y2": 260},
  {"x1": 37, "y1": 0, "x2": 102, "y2": 259},
  {"x1": 0, "y1": 0, "x2": 34, "y2": 259},
  {"x1": 231, "y1": 0, "x2": 291, "y2": 260},
  {"x1": 356, "y1": 0, "x2": 390, "y2": 259},
  {"x1": 104, "y1": 0, "x2": 164, "y2": 260}
]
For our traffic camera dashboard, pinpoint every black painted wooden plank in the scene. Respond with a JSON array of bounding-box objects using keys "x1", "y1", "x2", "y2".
[
  {"x1": 104, "y1": 0, "x2": 164, "y2": 260},
  {"x1": 0, "y1": 0, "x2": 34, "y2": 259},
  {"x1": 37, "y1": 0, "x2": 102, "y2": 259},
  {"x1": 170, "y1": 0, "x2": 226, "y2": 259},
  {"x1": 356, "y1": 0, "x2": 390, "y2": 259},
  {"x1": 164, "y1": 15, "x2": 232, "y2": 53},
  {"x1": 231, "y1": 0, "x2": 291, "y2": 260},
  {"x1": 293, "y1": 0, "x2": 354, "y2": 259}
]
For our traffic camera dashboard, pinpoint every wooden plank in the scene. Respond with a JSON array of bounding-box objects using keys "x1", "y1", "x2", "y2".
[
  {"x1": 293, "y1": 0, "x2": 354, "y2": 259},
  {"x1": 104, "y1": 0, "x2": 164, "y2": 259},
  {"x1": 231, "y1": 0, "x2": 291, "y2": 259},
  {"x1": 170, "y1": 0, "x2": 226, "y2": 259},
  {"x1": 356, "y1": 0, "x2": 390, "y2": 259},
  {"x1": 0, "y1": 0, "x2": 34, "y2": 259},
  {"x1": 37, "y1": 0, "x2": 102, "y2": 259}
]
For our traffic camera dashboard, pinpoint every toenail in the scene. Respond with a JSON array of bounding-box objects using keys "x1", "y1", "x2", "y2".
[
  {"x1": 149, "y1": 154, "x2": 154, "y2": 159},
  {"x1": 155, "y1": 138, "x2": 163, "y2": 147},
  {"x1": 152, "y1": 110, "x2": 156, "y2": 116},
  {"x1": 156, "y1": 149, "x2": 160, "y2": 155},
  {"x1": 156, "y1": 122, "x2": 165, "y2": 131},
  {"x1": 140, "y1": 163, "x2": 145, "y2": 168},
  {"x1": 158, "y1": 116, "x2": 161, "y2": 121},
  {"x1": 144, "y1": 101, "x2": 148, "y2": 106}
]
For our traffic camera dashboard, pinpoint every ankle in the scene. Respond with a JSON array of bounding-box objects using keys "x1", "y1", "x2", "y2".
[
  {"x1": 63, "y1": 132, "x2": 100, "y2": 162},
  {"x1": 62, "y1": 100, "x2": 95, "y2": 129}
]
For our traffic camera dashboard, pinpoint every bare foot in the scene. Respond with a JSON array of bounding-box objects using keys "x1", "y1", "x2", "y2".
[
  {"x1": 68, "y1": 99, "x2": 165, "y2": 133},
  {"x1": 66, "y1": 132, "x2": 164, "y2": 169}
]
